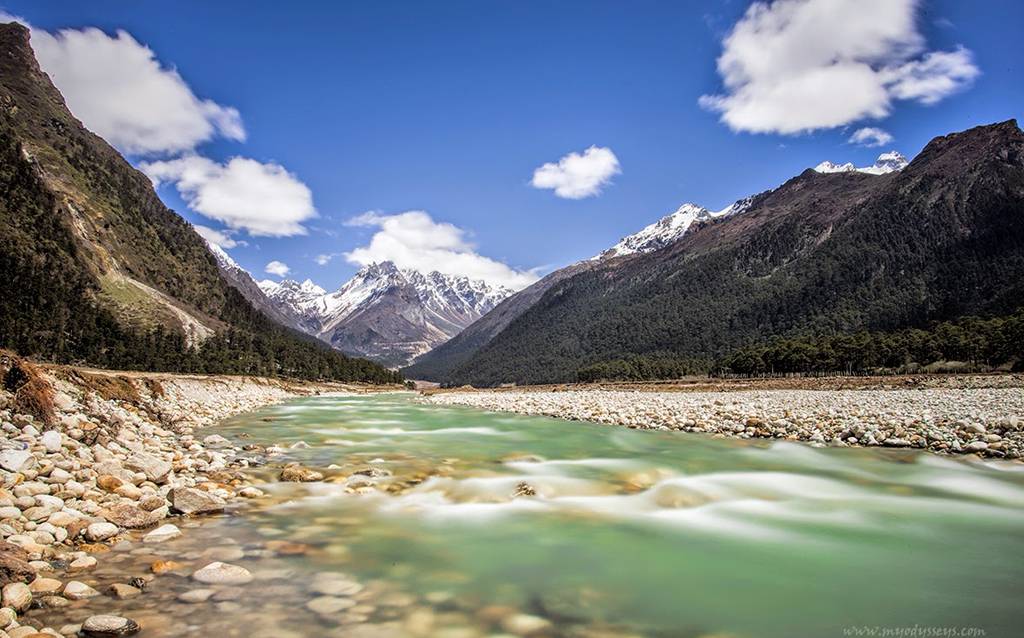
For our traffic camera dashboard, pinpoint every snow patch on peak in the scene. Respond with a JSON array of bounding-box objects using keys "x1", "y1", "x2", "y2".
[
  {"x1": 596, "y1": 196, "x2": 755, "y2": 260},
  {"x1": 205, "y1": 240, "x2": 241, "y2": 272},
  {"x1": 814, "y1": 151, "x2": 908, "y2": 175}
]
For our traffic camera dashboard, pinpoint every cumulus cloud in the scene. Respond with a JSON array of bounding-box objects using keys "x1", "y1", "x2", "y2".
[
  {"x1": 193, "y1": 224, "x2": 245, "y2": 249},
  {"x1": 0, "y1": 13, "x2": 244, "y2": 155},
  {"x1": 531, "y1": 146, "x2": 620, "y2": 199},
  {"x1": 848, "y1": 127, "x2": 894, "y2": 148},
  {"x1": 344, "y1": 211, "x2": 538, "y2": 290},
  {"x1": 699, "y1": 0, "x2": 980, "y2": 134},
  {"x1": 264, "y1": 261, "x2": 290, "y2": 277},
  {"x1": 142, "y1": 155, "x2": 317, "y2": 237}
]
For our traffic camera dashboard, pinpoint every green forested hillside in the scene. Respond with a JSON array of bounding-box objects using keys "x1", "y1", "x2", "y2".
[
  {"x1": 0, "y1": 23, "x2": 399, "y2": 384},
  {"x1": 439, "y1": 120, "x2": 1024, "y2": 386}
]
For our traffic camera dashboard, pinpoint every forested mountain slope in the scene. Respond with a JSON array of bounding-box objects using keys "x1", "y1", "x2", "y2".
[
  {"x1": 0, "y1": 22, "x2": 399, "y2": 383},
  {"x1": 435, "y1": 120, "x2": 1024, "y2": 386}
]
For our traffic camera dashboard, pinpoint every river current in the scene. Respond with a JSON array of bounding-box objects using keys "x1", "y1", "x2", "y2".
[{"x1": 30, "y1": 393, "x2": 1024, "y2": 637}]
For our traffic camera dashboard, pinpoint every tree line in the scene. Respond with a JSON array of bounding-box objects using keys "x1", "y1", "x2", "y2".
[{"x1": 575, "y1": 308, "x2": 1024, "y2": 382}]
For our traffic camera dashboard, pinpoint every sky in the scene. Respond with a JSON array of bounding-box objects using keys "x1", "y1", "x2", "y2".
[{"x1": 2, "y1": 0, "x2": 1022, "y2": 291}]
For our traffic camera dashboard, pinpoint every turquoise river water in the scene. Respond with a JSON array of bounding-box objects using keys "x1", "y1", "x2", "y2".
[{"x1": 30, "y1": 393, "x2": 1024, "y2": 637}]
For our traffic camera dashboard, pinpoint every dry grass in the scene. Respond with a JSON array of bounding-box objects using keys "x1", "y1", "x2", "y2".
[
  {"x1": 1, "y1": 351, "x2": 56, "y2": 426},
  {"x1": 68, "y1": 370, "x2": 141, "y2": 404}
]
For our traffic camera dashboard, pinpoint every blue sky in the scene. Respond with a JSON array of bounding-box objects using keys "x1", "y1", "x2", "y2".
[{"x1": 3, "y1": 0, "x2": 1022, "y2": 290}]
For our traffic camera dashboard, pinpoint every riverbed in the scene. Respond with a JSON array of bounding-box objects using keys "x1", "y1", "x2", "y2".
[{"x1": 26, "y1": 393, "x2": 1024, "y2": 637}]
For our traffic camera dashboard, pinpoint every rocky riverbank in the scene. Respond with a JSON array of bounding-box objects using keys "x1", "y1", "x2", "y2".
[
  {"x1": 0, "y1": 354, "x2": 379, "y2": 636},
  {"x1": 425, "y1": 378, "x2": 1024, "y2": 460}
]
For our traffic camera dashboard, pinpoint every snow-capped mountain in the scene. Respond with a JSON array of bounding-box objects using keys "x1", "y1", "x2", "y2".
[
  {"x1": 814, "y1": 151, "x2": 908, "y2": 175},
  {"x1": 254, "y1": 261, "x2": 512, "y2": 367},
  {"x1": 596, "y1": 195, "x2": 757, "y2": 260},
  {"x1": 205, "y1": 240, "x2": 308, "y2": 331}
]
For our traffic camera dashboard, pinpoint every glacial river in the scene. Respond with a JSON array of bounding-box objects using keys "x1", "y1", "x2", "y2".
[{"x1": 34, "y1": 393, "x2": 1024, "y2": 637}]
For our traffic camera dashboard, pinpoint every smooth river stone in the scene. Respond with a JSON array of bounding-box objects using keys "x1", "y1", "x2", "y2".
[
  {"x1": 191, "y1": 561, "x2": 253, "y2": 585},
  {"x1": 143, "y1": 524, "x2": 181, "y2": 543},
  {"x1": 81, "y1": 614, "x2": 141, "y2": 637}
]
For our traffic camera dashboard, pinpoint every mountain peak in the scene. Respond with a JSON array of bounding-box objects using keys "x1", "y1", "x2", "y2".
[{"x1": 814, "y1": 151, "x2": 908, "y2": 175}]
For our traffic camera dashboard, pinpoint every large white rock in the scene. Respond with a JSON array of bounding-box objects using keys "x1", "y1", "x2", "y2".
[
  {"x1": 169, "y1": 488, "x2": 225, "y2": 515},
  {"x1": 191, "y1": 562, "x2": 252, "y2": 585},
  {"x1": 0, "y1": 450, "x2": 35, "y2": 473},
  {"x1": 40, "y1": 430, "x2": 62, "y2": 453},
  {"x1": 124, "y1": 452, "x2": 171, "y2": 484}
]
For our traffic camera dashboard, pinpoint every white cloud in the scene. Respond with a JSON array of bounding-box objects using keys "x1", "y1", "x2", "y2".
[
  {"x1": 193, "y1": 224, "x2": 245, "y2": 249},
  {"x1": 699, "y1": 0, "x2": 980, "y2": 135},
  {"x1": 1, "y1": 13, "x2": 244, "y2": 155},
  {"x1": 142, "y1": 155, "x2": 317, "y2": 237},
  {"x1": 531, "y1": 146, "x2": 620, "y2": 199},
  {"x1": 848, "y1": 127, "x2": 894, "y2": 148},
  {"x1": 344, "y1": 211, "x2": 538, "y2": 290},
  {"x1": 264, "y1": 261, "x2": 290, "y2": 277}
]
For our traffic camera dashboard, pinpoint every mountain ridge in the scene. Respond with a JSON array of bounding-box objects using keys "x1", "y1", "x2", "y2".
[{"x1": 408, "y1": 119, "x2": 1024, "y2": 385}]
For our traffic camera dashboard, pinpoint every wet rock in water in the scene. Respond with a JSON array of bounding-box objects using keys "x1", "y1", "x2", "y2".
[
  {"x1": 191, "y1": 561, "x2": 253, "y2": 585},
  {"x1": 203, "y1": 434, "x2": 232, "y2": 449},
  {"x1": 512, "y1": 482, "x2": 537, "y2": 498},
  {"x1": 280, "y1": 464, "x2": 324, "y2": 482},
  {"x1": 150, "y1": 559, "x2": 185, "y2": 574},
  {"x1": 68, "y1": 556, "x2": 98, "y2": 572},
  {"x1": 85, "y1": 522, "x2": 119, "y2": 542},
  {"x1": 238, "y1": 486, "x2": 264, "y2": 498},
  {"x1": 28, "y1": 577, "x2": 62, "y2": 595},
  {"x1": 177, "y1": 588, "x2": 215, "y2": 603},
  {"x1": 107, "y1": 583, "x2": 141, "y2": 599},
  {"x1": 501, "y1": 613, "x2": 554, "y2": 636},
  {"x1": 310, "y1": 573, "x2": 363, "y2": 596},
  {"x1": 100, "y1": 503, "x2": 166, "y2": 529},
  {"x1": 81, "y1": 614, "x2": 141, "y2": 637},
  {"x1": 63, "y1": 580, "x2": 100, "y2": 599},
  {"x1": 0, "y1": 542, "x2": 36, "y2": 586},
  {"x1": 306, "y1": 595, "x2": 357, "y2": 615},
  {"x1": 143, "y1": 524, "x2": 181, "y2": 543},
  {"x1": 965, "y1": 440, "x2": 989, "y2": 452},
  {"x1": 2, "y1": 581, "x2": 32, "y2": 611},
  {"x1": 169, "y1": 488, "x2": 225, "y2": 515}
]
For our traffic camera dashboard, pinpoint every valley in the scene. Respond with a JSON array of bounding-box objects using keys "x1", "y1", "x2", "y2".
[{"x1": 0, "y1": 5, "x2": 1022, "y2": 638}]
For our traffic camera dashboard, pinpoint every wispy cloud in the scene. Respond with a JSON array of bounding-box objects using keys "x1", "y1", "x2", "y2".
[{"x1": 848, "y1": 127, "x2": 894, "y2": 148}]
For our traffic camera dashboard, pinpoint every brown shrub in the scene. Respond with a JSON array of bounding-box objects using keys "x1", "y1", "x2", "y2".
[
  {"x1": 2, "y1": 355, "x2": 56, "y2": 426},
  {"x1": 142, "y1": 378, "x2": 165, "y2": 399}
]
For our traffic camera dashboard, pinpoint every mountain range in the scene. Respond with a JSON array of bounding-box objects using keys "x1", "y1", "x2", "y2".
[
  {"x1": 405, "y1": 128, "x2": 1024, "y2": 385},
  {"x1": 253, "y1": 263, "x2": 511, "y2": 367}
]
